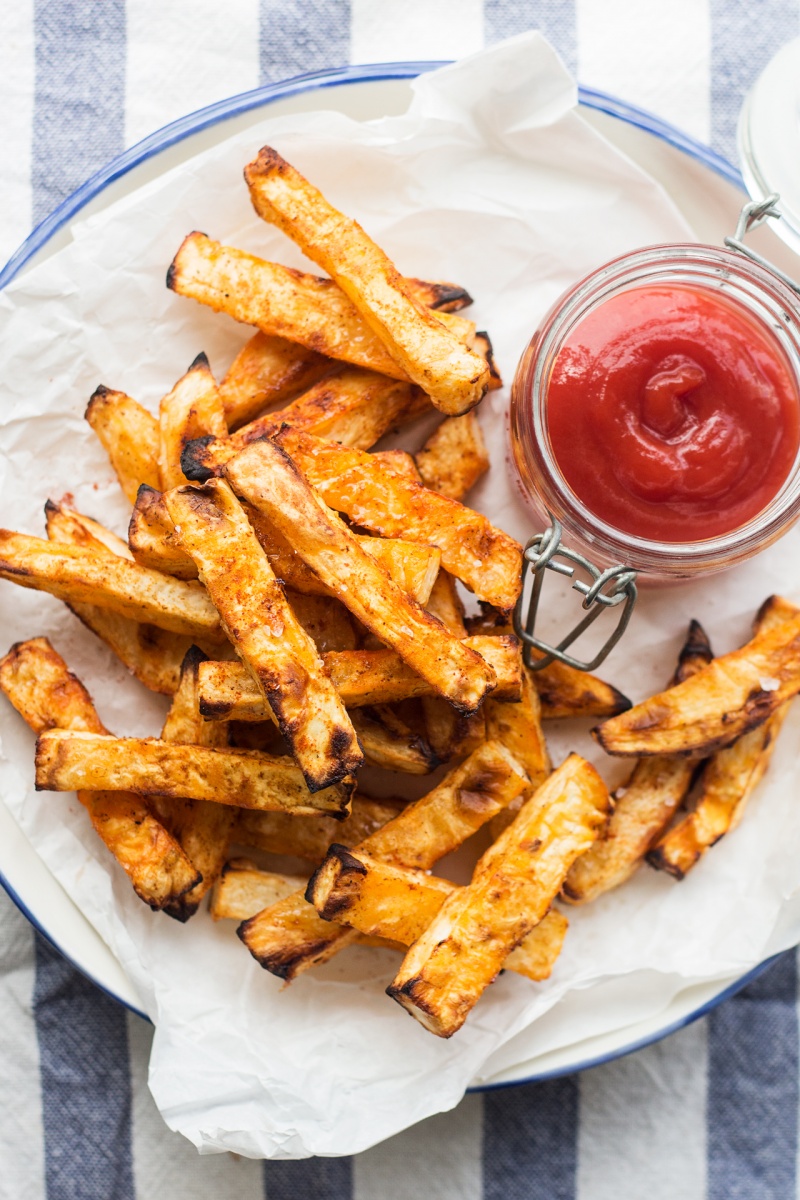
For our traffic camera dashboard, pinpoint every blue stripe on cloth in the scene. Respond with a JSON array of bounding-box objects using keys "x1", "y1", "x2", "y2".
[
  {"x1": 483, "y1": 1076, "x2": 578, "y2": 1199},
  {"x1": 484, "y1": 1, "x2": 577, "y2": 79},
  {"x1": 259, "y1": 0, "x2": 350, "y2": 85},
  {"x1": 33, "y1": 935, "x2": 135, "y2": 1200},
  {"x1": 707, "y1": 950, "x2": 799, "y2": 1200},
  {"x1": 263, "y1": 1155, "x2": 353, "y2": 1198},
  {"x1": 710, "y1": 0, "x2": 800, "y2": 164},
  {"x1": 32, "y1": 0, "x2": 126, "y2": 226}
]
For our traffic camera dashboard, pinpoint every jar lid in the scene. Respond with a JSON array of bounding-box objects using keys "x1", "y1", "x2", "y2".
[{"x1": 738, "y1": 37, "x2": 800, "y2": 257}]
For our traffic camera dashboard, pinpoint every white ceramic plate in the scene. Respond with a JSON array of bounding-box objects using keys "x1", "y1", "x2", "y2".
[{"x1": 3, "y1": 63, "x2": 800, "y2": 1090}]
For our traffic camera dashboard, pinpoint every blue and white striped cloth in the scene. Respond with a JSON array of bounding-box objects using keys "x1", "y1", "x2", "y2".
[{"x1": 2, "y1": 3, "x2": 800, "y2": 1196}]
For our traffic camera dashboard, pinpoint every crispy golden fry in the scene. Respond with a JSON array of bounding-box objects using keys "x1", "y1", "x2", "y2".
[
  {"x1": 165, "y1": 480, "x2": 362, "y2": 791},
  {"x1": 467, "y1": 611, "x2": 632, "y2": 720},
  {"x1": 224, "y1": 439, "x2": 496, "y2": 714},
  {"x1": 387, "y1": 754, "x2": 610, "y2": 1036},
  {"x1": 182, "y1": 366, "x2": 429, "y2": 479},
  {"x1": 198, "y1": 635, "x2": 521, "y2": 719},
  {"x1": 473, "y1": 332, "x2": 502, "y2": 391},
  {"x1": 238, "y1": 740, "x2": 530, "y2": 980},
  {"x1": 36, "y1": 730, "x2": 353, "y2": 816},
  {"x1": 487, "y1": 666, "x2": 551, "y2": 838},
  {"x1": 211, "y1": 860, "x2": 394, "y2": 951},
  {"x1": 533, "y1": 661, "x2": 632, "y2": 720},
  {"x1": 284, "y1": 591, "x2": 357, "y2": 653},
  {"x1": 594, "y1": 612, "x2": 800, "y2": 757},
  {"x1": 0, "y1": 529, "x2": 222, "y2": 640},
  {"x1": 167, "y1": 233, "x2": 475, "y2": 382},
  {"x1": 0, "y1": 637, "x2": 200, "y2": 907},
  {"x1": 157, "y1": 353, "x2": 227, "y2": 490},
  {"x1": 236, "y1": 795, "x2": 399, "y2": 862},
  {"x1": 128, "y1": 486, "x2": 441, "y2": 604},
  {"x1": 648, "y1": 602, "x2": 797, "y2": 880},
  {"x1": 273, "y1": 429, "x2": 522, "y2": 613},
  {"x1": 45, "y1": 499, "x2": 200, "y2": 695},
  {"x1": 414, "y1": 413, "x2": 489, "y2": 501},
  {"x1": 350, "y1": 707, "x2": 439, "y2": 774},
  {"x1": 420, "y1": 570, "x2": 484, "y2": 760},
  {"x1": 128, "y1": 485, "x2": 199, "y2": 579},
  {"x1": 220, "y1": 333, "x2": 331, "y2": 430},
  {"x1": 373, "y1": 449, "x2": 422, "y2": 481},
  {"x1": 45, "y1": 500, "x2": 132, "y2": 558},
  {"x1": 307, "y1": 846, "x2": 567, "y2": 981},
  {"x1": 244, "y1": 147, "x2": 490, "y2": 414},
  {"x1": 152, "y1": 647, "x2": 236, "y2": 920},
  {"x1": 563, "y1": 621, "x2": 714, "y2": 904},
  {"x1": 85, "y1": 386, "x2": 160, "y2": 504},
  {"x1": 211, "y1": 860, "x2": 308, "y2": 919}
]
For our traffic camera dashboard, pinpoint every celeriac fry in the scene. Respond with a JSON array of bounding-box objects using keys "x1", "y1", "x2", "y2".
[
  {"x1": 153, "y1": 646, "x2": 236, "y2": 920},
  {"x1": 244, "y1": 147, "x2": 490, "y2": 414},
  {"x1": 128, "y1": 485, "x2": 200, "y2": 579},
  {"x1": 307, "y1": 846, "x2": 567, "y2": 981},
  {"x1": 0, "y1": 637, "x2": 199, "y2": 907},
  {"x1": 128, "y1": 486, "x2": 441, "y2": 604},
  {"x1": 284, "y1": 591, "x2": 357, "y2": 653},
  {"x1": 471, "y1": 610, "x2": 633, "y2": 720},
  {"x1": 648, "y1": 601, "x2": 797, "y2": 880},
  {"x1": 182, "y1": 367, "x2": 429, "y2": 478},
  {"x1": 272, "y1": 429, "x2": 522, "y2": 613},
  {"x1": 35, "y1": 730, "x2": 353, "y2": 816},
  {"x1": 85, "y1": 386, "x2": 160, "y2": 503},
  {"x1": 387, "y1": 754, "x2": 610, "y2": 1036},
  {"x1": 350, "y1": 707, "x2": 439, "y2": 774},
  {"x1": 563, "y1": 620, "x2": 714, "y2": 904},
  {"x1": 373, "y1": 449, "x2": 422, "y2": 481},
  {"x1": 167, "y1": 233, "x2": 475, "y2": 382},
  {"x1": 487, "y1": 666, "x2": 551, "y2": 838},
  {"x1": 211, "y1": 860, "x2": 308, "y2": 919},
  {"x1": 238, "y1": 740, "x2": 530, "y2": 980},
  {"x1": 224, "y1": 439, "x2": 496, "y2": 714},
  {"x1": 210, "y1": 860, "x2": 394, "y2": 950},
  {"x1": 0, "y1": 530, "x2": 222, "y2": 639},
  {"x1": 414, "y1": 413, "x2": 489, "y2": 501},
  {"x1": 466, "y1": 611, "x2": 632, "y2": 720},
  {"x1": 46, "y1": 500, "x2": 195, "y2": 695},
  {"x1": 594, "y1": 611, "x2": 800, "y2": 757},
  {"x1": 197, "y1": 635, "x2": 522, "y2": 719},
  {"x1": 420, "y1": 570, "x2": 484, "y2": 760},
  {"x1": 158, "y1": 352, "x2": 227, "y2": 490},
  {"x1": 236, "y1": 795, "x2": 400, "y2": 862},
  {"x1": 220, "y1": 333, "x2": 331, "y2": 430},
  {"x1": 473, "y1": 332, "x2": 502, "y2": 391},
  {"x1": 165, "y1": 479, "x2": 362, "y2": 791}
]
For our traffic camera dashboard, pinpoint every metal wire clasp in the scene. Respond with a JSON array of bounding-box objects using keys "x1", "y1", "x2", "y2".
[
  {"x1": 513, "y1": 519, "x2": 638, "y2": 672},
  {"x1": 724, "y1": 194, "x2": 800, "y2": 295}
]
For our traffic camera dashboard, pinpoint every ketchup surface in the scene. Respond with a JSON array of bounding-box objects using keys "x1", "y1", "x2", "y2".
[{"x1": 547, "y1": 284, "x2": 800, "y2": 542}]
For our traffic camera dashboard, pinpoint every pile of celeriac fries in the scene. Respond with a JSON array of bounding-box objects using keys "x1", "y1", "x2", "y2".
[{"x1": 1, "y1": 146, "x2": 796, "y2": 1037}]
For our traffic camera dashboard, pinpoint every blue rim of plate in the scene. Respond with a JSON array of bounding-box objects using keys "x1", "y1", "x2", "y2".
[{"x1": 0, "y1": 59, "x2": 771, "y2": 1088}]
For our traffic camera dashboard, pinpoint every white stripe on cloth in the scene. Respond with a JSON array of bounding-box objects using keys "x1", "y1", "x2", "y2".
[
  {"x1": 124, "y1": 0, "x2": 260, "y2": 149},
  {"x1": 352, "y1": 1092, "x2": 483, "y2": 1200},
  {"x1": 127, "y1": 1013, "x2": 264, "y2": 1200},
  {"x1": 0, "y1": 890, "x2": 45, "y2": 1200},
  {"x1": 0, "y1": 0, "x2": 34, "y2": 265},
  {"x1": 575, "y1": 0, "x2": 712, "y2": 143},
  {"x1": 576, "y1": 1018, "x2": 708, "y2": 1200},
  {"x1": 350, "y1": 0, "x2": 483, "y2": 64}
]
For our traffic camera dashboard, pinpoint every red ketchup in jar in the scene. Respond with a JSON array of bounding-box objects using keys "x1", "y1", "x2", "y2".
[
  {"x1": 546, "y1": 284, "x2": 800, "y2": 543},
  {"x1": 511, "y1": 244, "x2": 800, "y2": 583}
]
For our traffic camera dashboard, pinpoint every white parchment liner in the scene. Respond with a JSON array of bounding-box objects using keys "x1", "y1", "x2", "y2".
[{"x1": 1, "y1": 33, "x2": 800, "y2": 1157}]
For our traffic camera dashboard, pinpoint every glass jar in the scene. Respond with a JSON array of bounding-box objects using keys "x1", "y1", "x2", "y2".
[{"x1": 509, "y1": 241, "x2": 800, "y2": 584}]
